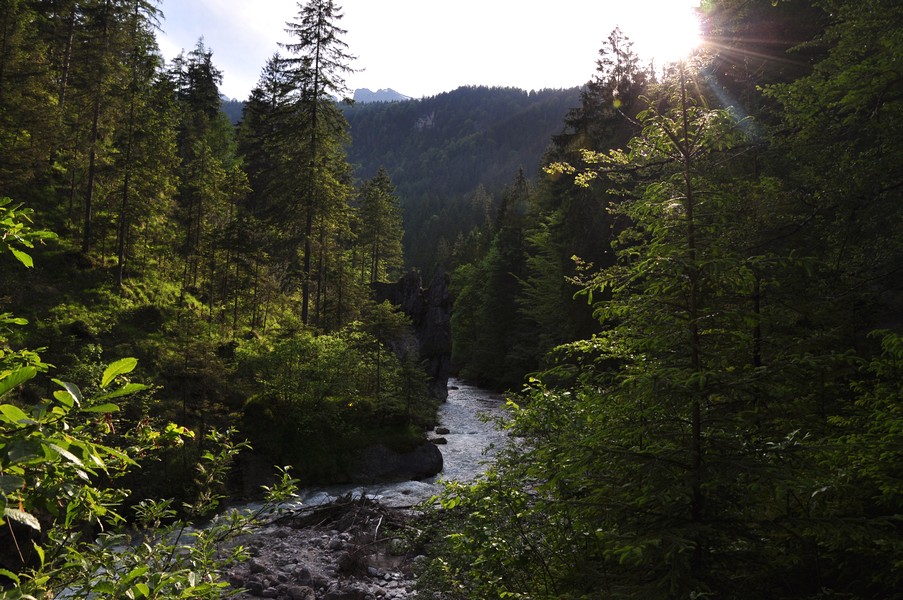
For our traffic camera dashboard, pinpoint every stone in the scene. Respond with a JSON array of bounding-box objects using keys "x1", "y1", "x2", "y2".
[
  {"x1": 249, "y1": 558, "x2": 268, "y2": 574},
  {"x1": 283, "y1": 585, "x2": 315, "y2": 600},
  {"x1": 352, "y1": 441, "x2": 443, "y2": 482},
  {"x1": 246, "y1": 579, "x2": 266, "y2": 595},
  {"x1": 435, "y1": 427, "x2": 450, "y2": 435},
  {"x1": 291, "y1": 565, "x2": 312, "y2": 583},
  {"x1": 328, "y1": 536, "x2": 345, "y2": 550},
  {"x1": 323, "y1": 585, "x2": 368, "y2": 600}
]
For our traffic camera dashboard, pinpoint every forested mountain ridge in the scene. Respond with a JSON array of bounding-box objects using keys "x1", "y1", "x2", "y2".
[
  {"x1": 343, "y1": 85, "x2": 581, "y2": 271},
  {"x1": 343, "y1": 85, "x2": 580, "y2": 197},
  {"x1": 227, "y1": 85, "x2": 581, "y2": 272}
]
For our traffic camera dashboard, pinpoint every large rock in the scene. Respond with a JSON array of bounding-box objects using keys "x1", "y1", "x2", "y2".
[
  {"x1": 373, "y1": 269, "x2": 452, "y2": 400},
  {"x1": 351, "y1": 441, "x2": 443, "y2": 483}
]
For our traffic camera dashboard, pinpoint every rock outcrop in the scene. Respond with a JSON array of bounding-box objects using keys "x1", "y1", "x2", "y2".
[
  {"x1": 373, "y1": 269, "x2": 452, "y2": 400},
  {"x1": 351, "y1": 441, "x2": 443, "y2": 483}
]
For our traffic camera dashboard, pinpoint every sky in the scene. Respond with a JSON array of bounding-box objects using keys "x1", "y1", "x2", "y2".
[{"x1": 156, "y1": 0, "x2": 701, "y2": 101}]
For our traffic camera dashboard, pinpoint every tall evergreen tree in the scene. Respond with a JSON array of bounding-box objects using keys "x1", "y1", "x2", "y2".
[
  {"x1": 114, "y1": 0, "x2": 173, "y2": 286},
  {"x1": 356, "y1": 167, "x2": 404, "y2": 285},
  {"x1": 0, "y1": 0, "x2": 57, "y2": 196},
  {"x1": 78, "y1": 0, "x2": 127, "y2": 253},
  {"x1": 450, "y1": 171, "x2": 536, "y2": 387},
  {"x1": 281, "y1": 0, "x2": 356, "y2": 324}
]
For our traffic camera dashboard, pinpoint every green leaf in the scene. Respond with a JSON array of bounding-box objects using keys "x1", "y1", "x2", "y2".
[
  {"x1": 0, "y1": 367, "x2": 37, "y2": 397},
  {"x1": 92, "y1": 582, "x2": 116, "y2": 594},
  {"x1": 95, "y1": 383, "x2": 149, "y2": 402},
  {"x1": 133, "y1": 582, "x2": 151, "y2": 597},
  {"x1": 46, "y1": 442, "x2": 85, "y2": 468},
  {"x1": 101, "y1": 358, "x2": 138, "y2": 388},
  {"x1": 0, "y1": 568, "x2": 20, "y2": 585},
  {"x1": 0, "y1": 403, "x2": 31, "y2": 425},
  {"x1": 0, "y1": 315, "x2": 28, "y2": 326},
  {"x1": 52, "y1": 379, "x2": 83, "y2": 407},
  {"x1": 4, "y1": 508, "x2": 41, "y2": 531},
  {"x1": 9, "y1": 247, "x2": 33, "y2": 268},
  {"x1": 122, "y1": 566, "x2": 150, "y2": 585},
  {"x1": 0, "y1": 474, "x2": 25, "y2": 494},
  {"x1": 81, "y1": 403, "x2": 120, "y2": 414},
  {"x1": 32, "y1": 541, "x2": 45, "y2": 567},
  {"x1": 7, "y1": 440, "x2": 43, "y2": 464}
]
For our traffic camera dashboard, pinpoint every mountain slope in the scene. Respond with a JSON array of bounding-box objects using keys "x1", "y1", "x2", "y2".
[
  {"x1": 343, "y1": 85, "x2": 580, "y2": 198},
  {"x1": 353, "y1": 88, "x2": 412, "y2": 103},
  {"x1": 343, "y1": 85, "x2": 581, "y2": 270}
]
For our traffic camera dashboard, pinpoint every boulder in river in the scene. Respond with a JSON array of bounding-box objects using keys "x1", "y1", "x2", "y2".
[{"x1": 351, "y1": 441, "x2": 443, "y2": 483}]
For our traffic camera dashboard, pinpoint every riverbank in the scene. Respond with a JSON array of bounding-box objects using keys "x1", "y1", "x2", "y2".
[
  {"x1": 219, "y1": 380, "x2": 509, "y2": 599},
  {"x1": 222, "y1": 496, "x2": 418, "y2": 600}
]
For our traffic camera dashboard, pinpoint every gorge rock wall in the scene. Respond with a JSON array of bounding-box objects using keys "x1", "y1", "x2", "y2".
[{"x1": 372, "y1": 269, "x2": 452, "y2": 401}]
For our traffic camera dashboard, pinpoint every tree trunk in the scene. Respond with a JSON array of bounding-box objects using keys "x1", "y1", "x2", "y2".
[{"x1": 83, "y1": 97, "x2": 101, "y2": 254}]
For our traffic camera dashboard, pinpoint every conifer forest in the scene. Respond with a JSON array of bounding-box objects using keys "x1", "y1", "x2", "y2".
[{"x1": 1, "y1": 0, "x2": 902, "y2": 598}]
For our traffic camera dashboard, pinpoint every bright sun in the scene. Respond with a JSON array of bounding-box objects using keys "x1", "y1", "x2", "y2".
[{"x1": 626, "y1": 1, "x2": 703, "y2": 67}]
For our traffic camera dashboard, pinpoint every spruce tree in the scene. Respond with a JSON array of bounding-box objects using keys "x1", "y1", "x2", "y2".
[
  {"x1": 356, "y1": 167, "x2": 404, "y2": 285},
  {"x1": 281, "y1": 0, "x2": 356, "y2": 324}
]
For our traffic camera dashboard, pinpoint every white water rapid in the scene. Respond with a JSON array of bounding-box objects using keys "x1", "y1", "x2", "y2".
[{"x1": 290, "y1": 378, "x2": 509, "y2": 508}]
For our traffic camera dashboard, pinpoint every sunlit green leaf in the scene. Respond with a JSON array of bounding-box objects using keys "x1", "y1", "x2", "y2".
[
  {"x1": 46, "y1": 442, "x2": 85, "y2": 468},
  {"x1": 81, "y1": 403, "x2": 120, "y2": 414},
  {"x1": 9, "y1": 247, "x2": 33, "y2": 268},
  {"x1": 0, "y1": 568, "x2": 20, "y2": 585},
  {"x1": 95, "y1": 383, "x2": 148, "y2": 402},
  {"x1": 52, "y1": 379, "x2": 84, "y2": 407},
  {"x1": 123, "y1": 566, "x2": 150, "y2": 585},
  {"x1": 32, "y1": 541, "x2": 45, "y2": 567},
  {"x1": 101, "y1": 357, "x2": 138, "y2": 388},
  {"x1": 0, "y1": 367, "x2": 37, "y2": 398},
  {"x1": 133, "y1": 582, "x2": 150, "y2": 597},
  {"x1": 0, "y1": 403, "x2": 31, "y2": 425}
]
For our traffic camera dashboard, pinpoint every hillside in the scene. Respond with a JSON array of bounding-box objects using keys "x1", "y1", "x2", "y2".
[
  {"x1": 342, "y1": 85, "x2": 582, "y2": 271},
  {"x1": 224, "y1": 85, "x2": 583, "y2": 272},
  {"x1": 343, "y1": 85, "x2": 580, "y2": 197}
]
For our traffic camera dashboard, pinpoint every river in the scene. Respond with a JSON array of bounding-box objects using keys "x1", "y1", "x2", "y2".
[{"x1": 290, "y1": 378, "x2": 509, "y2": 508}]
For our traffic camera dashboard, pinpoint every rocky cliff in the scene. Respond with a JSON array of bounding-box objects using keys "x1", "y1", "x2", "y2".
[{"x1": 373, "y1": 269, "x2": 452, "y2": 400}]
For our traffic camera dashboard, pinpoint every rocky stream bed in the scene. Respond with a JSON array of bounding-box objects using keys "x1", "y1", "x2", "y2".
[
  {"x1": 220, "y1": 380, "x2": 508, "y2": 599},
  {"x1": 222, "y1": 496, "x2": 420, "y2": 600}
]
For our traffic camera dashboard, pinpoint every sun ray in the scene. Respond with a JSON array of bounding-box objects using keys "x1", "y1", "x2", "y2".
[{"x1": 629, "y1": 1, "x2": 703, "y2": 67}]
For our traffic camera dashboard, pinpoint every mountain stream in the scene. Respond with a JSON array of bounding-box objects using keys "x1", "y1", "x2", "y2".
[
  {"x1": 218, "y1": 380, "x2": 510, "y2": 599},
  {"x1": 292, "y1": 378, "x2": 509, "y2": 508}
]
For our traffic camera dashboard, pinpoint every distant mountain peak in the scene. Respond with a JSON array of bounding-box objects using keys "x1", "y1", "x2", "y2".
[{"x1": 353, "y1": 88, "x2": 412, "y2": 103}]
